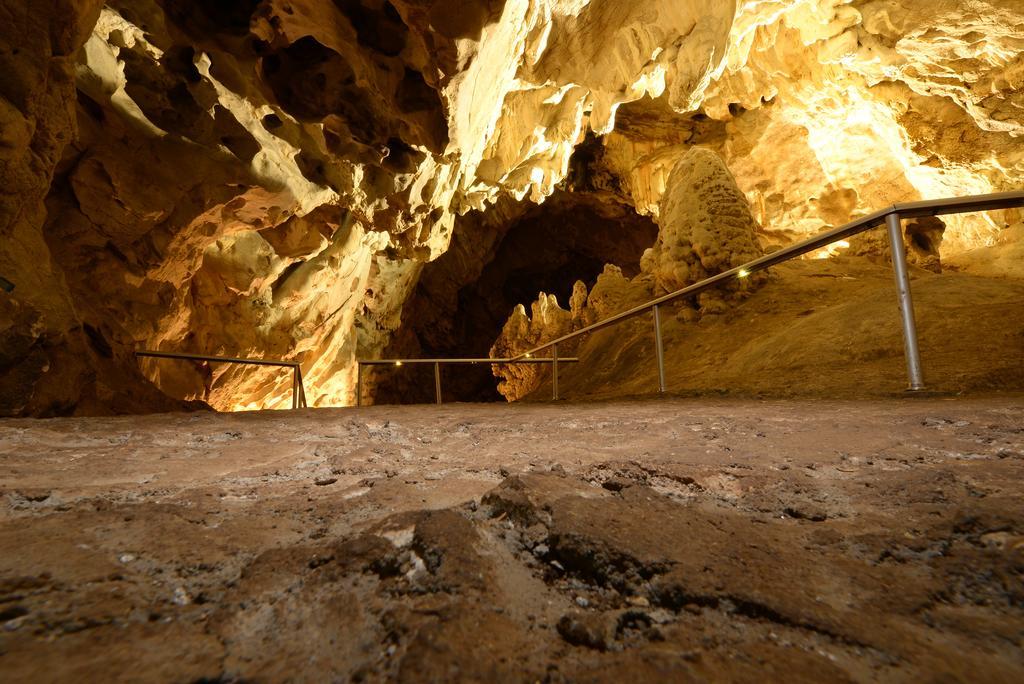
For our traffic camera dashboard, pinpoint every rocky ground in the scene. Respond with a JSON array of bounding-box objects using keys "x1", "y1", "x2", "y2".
[{"x1": 1, "y1": 397, "x2": 1022, "y2": 682}]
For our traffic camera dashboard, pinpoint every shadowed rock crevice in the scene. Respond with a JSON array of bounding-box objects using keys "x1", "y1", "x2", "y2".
[{"x1": 368, "y1": 191, "x2": 658, "y2": 404}]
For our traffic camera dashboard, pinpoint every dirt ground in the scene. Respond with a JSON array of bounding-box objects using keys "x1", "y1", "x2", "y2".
[{"x1": 1, "y1": 397, "x2": 1022, "y2": 682}]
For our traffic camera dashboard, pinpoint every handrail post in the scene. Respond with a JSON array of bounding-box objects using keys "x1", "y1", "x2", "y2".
[
  {"x1": 296, "y1": 366, "x2": 307, "y2": 408},
  {"x1": 434, "y1": 362, "x2": 442, "y2": 405},
  {"x1": 885, "y1": 212, "x2": 925, "y2": 391},
  {"x1": 356, "y1": 363, "x2": 363, "y2": 407},
  {"x1": 552, "y1": 344, "x2": 559, "y2": 401},
  {"x1": 653, "y1": 305, "x2": 666, "y2": 393},
  {"x1": 291, "y1": 366, "x2": 299, "y2": 409}
]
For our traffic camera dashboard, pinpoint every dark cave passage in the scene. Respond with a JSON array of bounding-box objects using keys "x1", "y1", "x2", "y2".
[{"x1": 370, "y1": 191, "x2": 659, "y2": 404}]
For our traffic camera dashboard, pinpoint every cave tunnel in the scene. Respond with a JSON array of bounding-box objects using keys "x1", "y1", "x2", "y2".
[{"x1": 369, "y1": 191, "x2": 659, "y2": 405}]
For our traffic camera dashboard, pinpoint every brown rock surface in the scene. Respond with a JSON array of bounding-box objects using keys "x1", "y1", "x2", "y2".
[
  {"x1": 1, "y1": 1, "x2": 1023, "y2": 415},
  {"x1": 512, "y1": 255, "x2": 1024, "y2": 403},
  {"x1": 640, "y1": 146, "x2": 766, "y2": 305},
  {"x1": 1, "y1": 397, "x2": 1023, "y2": 680}
]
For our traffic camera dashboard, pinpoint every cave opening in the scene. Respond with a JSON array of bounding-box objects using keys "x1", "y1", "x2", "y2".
[{"x1": 370, "y1": 191, "x2": 659, "y2": 405}]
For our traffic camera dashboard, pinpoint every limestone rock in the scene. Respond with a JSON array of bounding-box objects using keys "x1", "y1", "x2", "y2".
[
  {"x1": 847, "y1": 215, "x2": 946, "y2": 273},
  {"x1": 2, "y1": 0, "x2": 1023, "y2": 413},
  {"x1": 489, "y1": 148, "x2": 768, "y2": 399},
  {"x1": 489, "y1": 289, "x2": 580, "y2": 402},
  {"x1": 640, "y1": 147, "x2": 766, "y2": 307}
]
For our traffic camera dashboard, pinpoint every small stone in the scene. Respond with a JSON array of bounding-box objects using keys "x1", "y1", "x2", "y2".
[
  {"x1": 172, "y1": 587, "x2": 191, "y2": 606},
  {"x1": 683, "y1": 603, "x2": 701, "y2": 615},
  {"x1": 648, "y1": 609, "x2": 674, "y2": 624},
  {"x1": 575, "y1": 596, "x2": 590, "y2": 608},
  {"x1": 626, "y1": 596, "x2": 650, "y2": 608},
  {"x1": 556, "y1": 612, "x2": 611, "y2": 650},
  {"x1": 533, "y1": 544, "x2": 549, "y2": 557},
  {"x1": 119, "y1": 554, "x2": 135, "y2": 564},
  {"x1": 314, "y1": 477, "x2": 338, "y2": 486}
]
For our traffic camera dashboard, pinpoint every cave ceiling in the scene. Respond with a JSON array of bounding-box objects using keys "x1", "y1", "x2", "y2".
[{"x1": 0, "y1": 0, "x2": 1022, "y2": 414}]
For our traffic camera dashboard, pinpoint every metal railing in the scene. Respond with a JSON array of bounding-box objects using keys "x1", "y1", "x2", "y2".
[
  {"x1": 355, "y1": 357, "x2": 579, "y2": 406},
  {"x1": 506, "y1": 190, "x2": 1024, "y2": 399},
  {"x1": 139, "y1": 191, "x2": 1023, "y2": 410},
  {"x1": 135, "y1": 350, "x2": 308, "y2": 409}
]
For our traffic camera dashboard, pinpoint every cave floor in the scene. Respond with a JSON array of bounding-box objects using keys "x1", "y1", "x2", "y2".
[{"x1": 1, "y1": 397, "x2": 1023, "y2": 682}]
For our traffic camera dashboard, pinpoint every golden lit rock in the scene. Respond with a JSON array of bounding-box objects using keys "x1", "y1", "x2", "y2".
[{"x1": 1, "y1": 0, "x2": 1022, "y2": 414}]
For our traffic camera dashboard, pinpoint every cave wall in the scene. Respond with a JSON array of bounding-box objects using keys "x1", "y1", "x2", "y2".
[
  {"x1": 0, "y1": 0, "x2": 194, "y2": 415},
  {"x1": 598, "y1": 0, "x2": 1024, "y2": 251},
  {"x1": 370, "y1": 190, "x2": 658, "y2": 404},
  {"x1": 1, "y1": 0, "x2": 1022, "y2": 414}
]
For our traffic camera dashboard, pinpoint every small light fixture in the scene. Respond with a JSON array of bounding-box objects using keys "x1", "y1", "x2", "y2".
[
  {"x1": 737, "y1": 268, "x2": 750, "y2": 279},
  {"x1": 525, "y1": 353, "x2": 532, "y2": 359},
  {"x1": 395, "y1": 361, "x2": 403, "y2": 367}
]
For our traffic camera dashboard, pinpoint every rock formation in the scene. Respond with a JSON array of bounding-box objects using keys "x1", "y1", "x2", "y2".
[
  {"x1": 639, "y1": 147, "x2": 766, "y2": 310},
  {"x1": 490, "y1": 147, "x2": 767, "y2": 401},
  {"x1": 1, "y1": 0, "x2": 1022, "y2": 414}
]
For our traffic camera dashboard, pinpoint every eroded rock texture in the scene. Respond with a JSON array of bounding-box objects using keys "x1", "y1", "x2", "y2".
[
  {"x1": 2, "y1": 400, "x2": 1023, "y2": 679},
  {"x1": 640, "y1": 147, "x2": 766, "y2": 306},
  {"x1": 490, "y1": 148, "x2": 767, "y2": 401},
  {"x1": 1, "y1": 0, "x2": 1022, "y2": 413}
]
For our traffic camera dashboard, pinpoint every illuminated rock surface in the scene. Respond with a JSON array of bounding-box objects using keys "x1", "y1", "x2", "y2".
[{"x1": 0, "y1": 0, "x2": 1022, "y2": 414}]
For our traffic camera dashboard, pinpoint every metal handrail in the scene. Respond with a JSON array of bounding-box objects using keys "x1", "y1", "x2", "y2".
[
  {"x1": 138, "y1": 190, "x2": 1024, "y2": 410},
  {"x1": 135, "y1": 350, "x2": 308, "y2": 409},
  {"x1": 507, "y1": 190, "x2": 1024, "y2": 397},
  {"x1": 355, "y1": 357, "x2": 579, "y2": 406}
]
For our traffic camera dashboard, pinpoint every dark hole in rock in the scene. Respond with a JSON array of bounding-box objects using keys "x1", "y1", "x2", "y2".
[
  {"x1": 0, "y1": 605, "x2": 29, "y2": 622},
  {"x1": 83, "y1": 324, "x2": 113, "y2": 359},
  {"x1": 382, "y1": 137, "x2": 423, "y2": 173},
  {"x1": 296, "y1": 151, "x2": 331, "y2": 187},
  {"x1": 428, "y1": 0, "x2": 507, "y2": 40},
  {"x1": 566, "y1": 131, "x2": 619, "y2": 194},
  {"x1": 77, "y1": 91, "x2": 105, "y2": 123},
  {"x1": 271, "y1": 260, "x2": 305, "y2": 297},
  {"x1": 162, "y1": 46, "x2": 201, "y2": 84},
  {"x1": 214, "y1": 107, "x2": 261, "y2": 162},
  {"x1": 397, "y1": 69, "x2": 438, "y2": 114},
  {"x1": 396, "y1": 68, "x2": 449, "y2": 152},
  {"x1": 905, "y1": 216, "x2": 945, "y2": 257},
  {"x1": 262, "y1": 37, "x2": 386, "y2": 146},
  {"x1": 121, "y1": 50, "x2": 210, "y2": 139},
  {"x1": 372, "y1": 192, "x2": 658, "y2": 404},
  {"x1": 162, "y1": 0, "x2": 262, "y2": 38},
  {"x1": 335, "y1": 0, "x2": 409, "y2": 57},
  {"x1": 251, "y1": 37, "x2": 274, "y2": 57},
  {"x1": 262, "y1": 113, "x2": 284, "y2": 130},
  {"x1": 911, "y1": 231, "x2": 934, "y2": 253}
]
